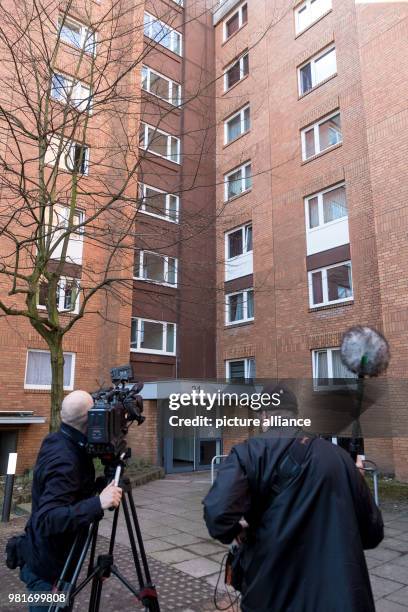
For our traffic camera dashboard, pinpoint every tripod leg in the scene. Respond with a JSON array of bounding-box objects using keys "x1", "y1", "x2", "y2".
[
  {"x1": 127, "y1": 489, "x2": 153, "y2": 584},
  {"x1": 121, "y1": 494, "x2": 145, "y2": 587}
]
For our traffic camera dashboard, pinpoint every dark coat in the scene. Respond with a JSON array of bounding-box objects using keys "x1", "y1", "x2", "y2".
[
  {"x1": 203, "y1": 430, "x2": 383, "y2": 612},
  {"x1": 21, "y1": 423, "x2": 103, "y2": 582}
]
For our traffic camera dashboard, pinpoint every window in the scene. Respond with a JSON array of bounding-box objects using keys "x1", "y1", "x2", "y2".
[
  {"x1": 312, "y1": 347, "x2": 356, "y2": 388},
  {"x1": 47, "y1": 205, "x2": 84, "y2": 263},
  {"x1": 226, "y1": 358, "x2": 256, "y2": 382},
  {"x1": 139, "y1": 183, "x2": 179, "y2": 222},
  {"x1": 305, "y1": 184, "x2": 347, "y2": 230},
  {"x1": 298, "y1": 46, "x2": 336, "y2": 95},
  {"x1": 226, "y1": 224, "x2": 252, "y2": 260},
  {"x1": 295, "y1": 0, "x2": 332, "y2": 34},
  {"x1": 309, "y1": 261, "x2": 353, "y2": 307},
  {"x1": 131, "y1": 318, "x2": 176, "y2": 355},
  {"x1": 225, "y1": 162, "x2": 252, "y2": 200},
  {"x1": 144, "y1": 12, "x2": 182, "y2": 56},
  {"x1": 223, "y1": 3, "x2": 248, "y2": 41},
  {"x1": 301, "y1": 112, "x2": 342, "y2": 160},
  {"x1": 135, "y1": 250, "x2": 177, "y2": 286},
  {"x1": 142, "y1": 66, "x2": 181, "y2": 106},
  {"x1": 224, "y1": 53, "x2": 249, "y2": 91},
  {"x1": 51, "y1": 73, "x2": 92, "y2": 112},
  {"x1": 45, "y1": 136, "x2": 89, "y2": 175},
  {"x1": 24, "y1": 350, "x2": 75, "y2": 390},
  {"x1": 226, "y1": 289, "x2": 254, "y2": 324},
  {"x1": 224, "y1": 105, "x2": 250, "y2": 144},
  {"x1": 58, "y1": 14, "x2": 96, "y2": 55},
  {"x1": 139, "y1": 123, "x2": 181, "y2": 164},
  {"x1": 38, "y1": 277, "x2": 80, "y2": 313}
]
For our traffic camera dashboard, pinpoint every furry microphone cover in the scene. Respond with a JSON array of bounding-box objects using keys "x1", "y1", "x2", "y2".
[{"x1": 340, "y1": 326, "x2": 390, "y2": 377}]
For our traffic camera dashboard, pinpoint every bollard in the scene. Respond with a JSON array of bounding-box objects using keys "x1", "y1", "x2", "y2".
[{"x1": 1, "y1": 452, "x2": 17, "y2": 522}]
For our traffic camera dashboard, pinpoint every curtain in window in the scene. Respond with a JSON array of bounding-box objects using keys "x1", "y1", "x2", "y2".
[
  {"x1": 245, "y1": 225, "x2": 253, "y2": 252},
  {"x1": 304, "y1": 128, "x2": 315, "y2": 158},
  {"x1": 316, "y1": 350, "x2": 328, "y2": 386},
  {"x1": 227, "y1": 115, "x2": 242, "y2": 142},
  {"x1": 247, "y1": 291, "x2": 254, "y2": 318},
  {"x1": 229, "y1": 294, "x2": 244, "y2": 321},
  {"x1": 308, "y1": 196, "x2": 319, "y2": 228},
  {"x1": 319, "y1": 114, "x2": 341, "y2": 150},
  {"x1": 300, "y1": 63, "x2": 312, "y2": 93},
  {"x1": 244, "y1": 164, "x2": 252, "y2": 191},
  {"x1": 26, "y1": 351, "x2": 72, "y2": 387},
  {"x1": 327, "y1": 264, "x2": 352, "y2": 301},
  {"x1": 312, "y1": 270, "x2": 323, "y2": 304},
  {"x1": 227, "y1": 170, "x2": 241, "y2": 198},
  {"x1": 323, "y1": 186, "x2": 347, "y2": 223},
  {"x1": 228, "y1": 230, "x2": 243, "y2": 258},
  {"x1": 332, "y1": 349, "x2": 356, "y2": 379},
  {"x1": 247, "y1": 358, "x2": 256, "y2": 380}
]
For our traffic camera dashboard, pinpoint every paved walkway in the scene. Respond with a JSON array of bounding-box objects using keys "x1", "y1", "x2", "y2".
[{"x1": 1, "y1": 472, "x2": 407, "y2": 611}]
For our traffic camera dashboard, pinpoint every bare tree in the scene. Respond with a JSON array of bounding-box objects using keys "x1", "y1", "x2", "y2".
[{"x1": 0, "y1": 0, "x2": 207, "y2": 429}]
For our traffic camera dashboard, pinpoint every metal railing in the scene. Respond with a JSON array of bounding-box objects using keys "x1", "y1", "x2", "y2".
[{"x1": 211, "y1": 454, "x2": 228, "y2": 484}]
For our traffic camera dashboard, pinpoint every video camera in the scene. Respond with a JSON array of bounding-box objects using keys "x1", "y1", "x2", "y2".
[{"x1": 87, "y1": 364, "x2": 145, "y2": 460}]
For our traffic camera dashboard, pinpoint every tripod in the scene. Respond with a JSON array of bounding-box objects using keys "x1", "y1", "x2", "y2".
[{"x1": 49, "y1": 456, "x2": 160, "y2": 612}]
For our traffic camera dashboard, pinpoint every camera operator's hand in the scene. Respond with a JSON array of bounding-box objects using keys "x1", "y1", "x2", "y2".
[{"x1": 99, "y1": 481, "x2": 122, "y2": 510}]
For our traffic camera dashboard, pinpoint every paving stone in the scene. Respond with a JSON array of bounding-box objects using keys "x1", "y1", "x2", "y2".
[
  {"x1": 371, "y1": 574, "x2": 406, "y2": 600},
  {"x1": 366, "y1": 547, "x2": 404, "y2": 562},
  {"x1": 186, "y1": 542, "x2": 225, "y2": 556},
  {"x1": 150, "y1": 548, "x2": 199, "y2": 564},
  {"x1": 391, "y1": 554, "x2": 408, "y2": 568},
  {"x1": 383, "y1": 539, "x2": 408, "y2": 554},
  {"x1": 371, "y1": 563, "x2": 408, "y2": 584},
  {"x1": 144, "y1": 539, "x2": 175, "y2": 553},
  {"x1": 173, "y1": 558, "x2": 221, "y2": 578},
  {"x1": 164, "y1": 533, "x2": 204, "y2": 546},
  {"x1": 386, "y1": 585, "x2": 408, "y2": 606},
  {"x1": 376, "y1": 598, "x2": 408, "y2": 612}
]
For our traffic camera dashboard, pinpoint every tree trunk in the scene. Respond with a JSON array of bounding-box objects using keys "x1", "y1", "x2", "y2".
[{"x1": 49, "y1": 337, "x2": 64, "y2": 432}]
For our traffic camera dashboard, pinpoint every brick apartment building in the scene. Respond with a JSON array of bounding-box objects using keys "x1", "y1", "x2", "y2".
[{"x1": 1, "y1": 0, "x2": 407, "y2": 481}]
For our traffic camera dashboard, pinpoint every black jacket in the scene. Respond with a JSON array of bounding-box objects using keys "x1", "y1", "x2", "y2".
[
  {"x1": 22, "y1": 423, "x2": 103, "y2": 582},
  {"x1": 203, "y1": 430, "x2": 384, "y2": 612}
]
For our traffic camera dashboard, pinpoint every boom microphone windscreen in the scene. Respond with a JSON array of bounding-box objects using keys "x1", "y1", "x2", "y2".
[{"x1": 340, "y1": 326, "x2": 390, "y2": 377}]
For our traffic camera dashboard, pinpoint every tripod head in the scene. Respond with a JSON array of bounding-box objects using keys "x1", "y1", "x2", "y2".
[{"x1": 101, "y1": 448, "x2": 132, "y2": 487}]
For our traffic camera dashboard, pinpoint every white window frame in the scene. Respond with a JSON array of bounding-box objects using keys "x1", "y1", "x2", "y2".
[
  {"x1": 295, "y1": 0, "x2": 332, "y2": 35},
  {"x1": 301, "y1": 111, "x2": 342, "y2": 160},
  {"x1": 224, "y1": 162, "x2": 252, "y2": 201},
  {"x1": 141, "y1": 65, "x2": 181, "y2": 106},
  {"x1": 224, "y1": 53, "x2": 249, "y2": 92},
  {"x1": 225, "y1": 288, "x2": 254, "y2": 325},
  {"x1": 37, "y1": 277, "x2": 80, "y2": 314},
  {"x1": 58, "y1": 14, "x2": 97, "y2": 55},
  {"x1": 225, "y1": 224, "x2": 253, "y2": 261},
  {"x1": 223, "y1": 2, "x2": 248, "y2": 42},
  {"x1": 51, "y1": 72, "x2": 92, "y2": 113},
  {"x1": 130, "y1": 317, "x2": 176, "y2": 355},
  {"x1": 134, "y1": 250, "x2": 178, "y2": 287},
  {"x1": 312, "y1": 347, "x2": 357, "y2": 390},
  {"x1": 24, "y1": 349, "x2": 76, "y2": 390},
  {"x1": 139, "y1": 183, "x2": 179, "y2": 223},
  {"x1": 305, "y1": 182, "x2": 347, "y2": 231},
  {"x1": 139, "y1": 122, "x2": 181, "y2": 165},
  {"x1": 226, "y1": 357, "x2": 256, "y2": 381},
  {"x1": 45, "y1": 135, "x2": 90, "y2": 175},
  {"x1": 298, "y1": 46, "x2": 336, "y2": 95},
  {"x1": 224, "y1": 104, "x2": 250, "y2": 145},
  {"x1": 308, "y1": 260, "x2": 353, "y2": 308},
  {"x1": 143, "y1": 12, "x2": 182, "y2": 56}
]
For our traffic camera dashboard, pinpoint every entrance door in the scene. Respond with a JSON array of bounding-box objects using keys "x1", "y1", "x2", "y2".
[{"x1": 163, "y1": 403, "x2": 222, "y2": 473}]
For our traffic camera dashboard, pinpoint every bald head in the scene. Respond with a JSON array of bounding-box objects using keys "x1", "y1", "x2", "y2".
[{"x1": 61, "y1": 390, "x2": 93, "y2": 434}]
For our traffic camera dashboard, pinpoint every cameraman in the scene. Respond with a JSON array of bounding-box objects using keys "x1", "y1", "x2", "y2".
[
  {"x1": 203, "y1": 385, "x2": 384, "y2": 612},
  {"x1": 19, "y1": 390, "x2": 122, "y2": 610}
]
